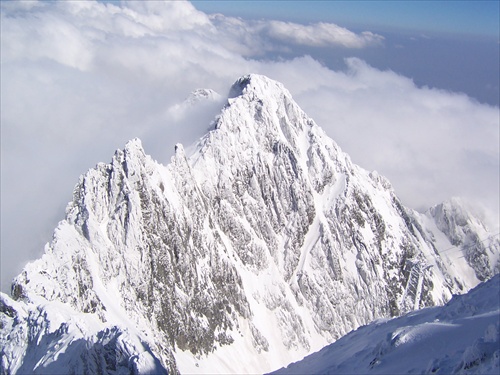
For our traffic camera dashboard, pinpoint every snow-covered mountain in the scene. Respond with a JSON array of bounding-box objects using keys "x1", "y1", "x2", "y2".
[
  {"x1": 1, "y1": 74, "x2": 498, "y2": 374},
  {"x1": 271, "y1": 274, "x2": 500, "y2": 375}
]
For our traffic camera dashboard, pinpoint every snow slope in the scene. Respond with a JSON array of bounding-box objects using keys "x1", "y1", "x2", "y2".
[
  {"x1": 271, "y1": 274, "x2": 500, "y2": 375},
  {"x1": 1, "y1": 74, "x2": 498, "y2": 374}
]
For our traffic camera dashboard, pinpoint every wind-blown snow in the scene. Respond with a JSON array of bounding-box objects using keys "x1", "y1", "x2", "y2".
[{"x1": 271, "y1": 274, "x2": 500, "y2": 375}]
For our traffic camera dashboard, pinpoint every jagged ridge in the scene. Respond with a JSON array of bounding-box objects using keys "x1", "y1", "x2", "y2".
[{"x1": 1, "y1": 74, "x2": 498, "y2": 375}]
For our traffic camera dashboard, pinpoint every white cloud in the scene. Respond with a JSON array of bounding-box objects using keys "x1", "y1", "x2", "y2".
[
  {"x1": 265, "y1": 21, "x2": 384, "y2": 48},
  {"x1": 205, "y1": 15, "x2": 384, "y2": 54},
  {"x1": 1, "y1": 0, "x2": 498, "y2": 292}
]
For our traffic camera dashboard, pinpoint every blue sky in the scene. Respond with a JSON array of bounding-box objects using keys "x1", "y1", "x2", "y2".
[
  {"x1": 192, "y1": 0, "x2": 500, "y2": 37},
  {"x1": 193, "y1": 0, "x2": 499, "y2": 106}
]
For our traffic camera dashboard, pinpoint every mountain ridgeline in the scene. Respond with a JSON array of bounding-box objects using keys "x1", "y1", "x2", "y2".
[{"x1": 1, "y1": 75, "x2": 499, "y2": 374}]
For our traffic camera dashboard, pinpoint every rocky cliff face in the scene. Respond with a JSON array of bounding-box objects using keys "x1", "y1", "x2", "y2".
[{"x1": 1, "y1": 74, "x2": 498, "y2": 375}]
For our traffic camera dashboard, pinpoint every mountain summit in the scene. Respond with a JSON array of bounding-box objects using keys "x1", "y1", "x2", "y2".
[{"x1": 1, "y1": 74, "x2": 498, "y2": 374}]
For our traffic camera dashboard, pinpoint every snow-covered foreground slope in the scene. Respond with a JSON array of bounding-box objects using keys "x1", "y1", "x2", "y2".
[
  {"x1": 1, "y1": 75, "x2": 499, "y2": 374},
  {"x1": 272, "y1": 274, "x2": 500, "y2": 375}
]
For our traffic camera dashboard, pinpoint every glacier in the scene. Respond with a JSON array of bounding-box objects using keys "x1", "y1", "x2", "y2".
[{"x1": 1, "y1": 74, "x2": 499, "y2": 374}]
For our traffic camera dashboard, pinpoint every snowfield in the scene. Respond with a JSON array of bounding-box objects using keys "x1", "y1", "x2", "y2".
[{"x1": 272, "y1": 274, "x2": 500, "y2": 375}]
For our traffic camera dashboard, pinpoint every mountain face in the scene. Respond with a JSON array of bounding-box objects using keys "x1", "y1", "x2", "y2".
[
  {"x1": 271, "y1": 274, "x2": 500, "y2": 375},
  {"x1": 426, "y1": 198, "x2": 499, "y2": 282},
  {"x1": 1, "y1": 74, "x2": 498, "y2": 375}
]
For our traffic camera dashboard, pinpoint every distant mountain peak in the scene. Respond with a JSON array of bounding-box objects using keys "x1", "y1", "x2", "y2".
[{"x1": 186, "y1": 88, "x2": 221, "y2": 104}]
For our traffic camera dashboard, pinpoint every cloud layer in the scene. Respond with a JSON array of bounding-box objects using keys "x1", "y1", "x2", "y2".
[
  {"x1": 265, "y1": 21, "x2": 384, "y2": 48},
  {"x1": 1, "y1": 0, "x2": 498, "y2": 291}
]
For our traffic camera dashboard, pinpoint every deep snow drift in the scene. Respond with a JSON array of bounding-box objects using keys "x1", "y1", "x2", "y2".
[{"x1": 272, "y1": 274, "x2": 500, "y2": 375}]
